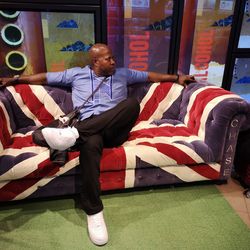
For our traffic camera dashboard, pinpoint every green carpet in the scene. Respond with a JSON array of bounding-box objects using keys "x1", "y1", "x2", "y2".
[{"x1": 0, "y1": 185, "x2": 250, "y2": 250}]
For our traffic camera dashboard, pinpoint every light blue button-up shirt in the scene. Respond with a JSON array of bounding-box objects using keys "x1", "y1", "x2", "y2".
[{"x1": 46, "y1": 66, "x2": 148, "y2": 121}]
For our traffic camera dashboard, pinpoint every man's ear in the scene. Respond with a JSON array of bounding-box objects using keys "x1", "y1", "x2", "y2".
[{"x1": 93, "y1": 57, "x2": 99, "y2": 66}]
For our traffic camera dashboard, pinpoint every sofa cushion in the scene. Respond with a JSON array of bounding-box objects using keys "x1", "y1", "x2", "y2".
[
  {"x1": 129, "y1": 82, "x2": 183, "y2": 122},
  {"x1": 179, "y1": 82, "x2": 249, "y2": 160},
  {"x1": 0, "y1": 90, "x2": 16, "y2": 150},
  {"x1": 4, "y1": 84, "x2": 73, "y2": 131}
]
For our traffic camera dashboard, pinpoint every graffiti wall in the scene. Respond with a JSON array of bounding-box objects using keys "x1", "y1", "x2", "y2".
[{"x1": 41, "y1": 12, "x2": 94, "y2": 72}]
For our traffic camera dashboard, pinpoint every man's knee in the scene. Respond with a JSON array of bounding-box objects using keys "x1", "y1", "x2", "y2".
[
  {"x1": 32, "y1": 127, "x2": 49, "y2": 147},
  {"x1": 126, "y1": 98, "x2": 139, "y2": 109},
  {"x1": 124, "y1": 98, "x2": 140, "y2": 116},
  {"x1": 80, "y1": 134, "x2": 103, "y2": 153}
]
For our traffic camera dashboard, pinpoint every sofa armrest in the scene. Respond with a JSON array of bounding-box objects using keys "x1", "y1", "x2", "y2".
[
  {"x1": 4, "y1": 84, "x2": 73, "y2": 130},
  {"x1": 180, "y1": 82, "x2": 250, "y2": 162},
  {"x1": 0, "y1": 90, "x2": 15, "y2": 151}
]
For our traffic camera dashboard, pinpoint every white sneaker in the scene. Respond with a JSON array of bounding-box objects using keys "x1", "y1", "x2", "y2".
[
  {"x1": 87, "y1": 211, "x2": 108, "y2": 246},
  {"x1": 41, "y1": 126, "x2": 79, "y2": 151}
]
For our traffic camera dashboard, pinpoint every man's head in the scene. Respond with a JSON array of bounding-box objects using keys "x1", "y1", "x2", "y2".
[{"x1": 89, "y1": 43, "x2": 116, "y2": 77}]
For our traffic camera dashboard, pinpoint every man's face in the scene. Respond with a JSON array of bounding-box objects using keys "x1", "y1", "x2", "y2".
[{"x1": 96, "y1": 48, "x2": 116, "y2": 76}]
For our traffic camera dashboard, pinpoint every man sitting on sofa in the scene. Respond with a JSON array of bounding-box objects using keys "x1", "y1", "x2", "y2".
[{"x1": 0, "y1": 43, "x2": 195, "y2": 246}]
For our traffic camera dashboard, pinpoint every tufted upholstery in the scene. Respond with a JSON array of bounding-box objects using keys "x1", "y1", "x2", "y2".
[{"x1": 0, "y1": 81, "x2": 249, "y2": 201}]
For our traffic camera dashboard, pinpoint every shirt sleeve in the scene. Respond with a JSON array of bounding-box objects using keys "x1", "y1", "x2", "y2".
[
  {"x1": 46, "y1": 67, "x2": 81, "y2": 87},
  {"x1": 125, "y1": 68, "x2": 149, "y2": 85}
]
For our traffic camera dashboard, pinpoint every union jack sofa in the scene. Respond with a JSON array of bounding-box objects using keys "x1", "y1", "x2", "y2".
[{"x1": 0, "y1": 81, "x2": 249, "y2": 201}]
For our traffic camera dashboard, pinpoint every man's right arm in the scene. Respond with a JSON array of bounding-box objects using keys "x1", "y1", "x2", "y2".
[{"x1": 0, "y1": 73, "x2": 48, "y2": 87}]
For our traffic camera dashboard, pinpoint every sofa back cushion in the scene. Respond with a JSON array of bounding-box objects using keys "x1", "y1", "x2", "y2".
[
  {"x1": 128, "y1": 82, "x2": 183, "y2": 122},
  {"x1": 178, "y1": 82, "x2": 249, "y2": 160},
  {"x1": 5, "y1": 82, "x2": 183, "y2": 131},
  {"x1": 4, "y1": 84, "x2": 73, "y2": 131}
]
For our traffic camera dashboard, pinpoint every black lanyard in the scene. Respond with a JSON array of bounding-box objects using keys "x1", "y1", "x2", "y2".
[
  {"x1": 89, "y1": 69, "x2": 113, "y2": 100},
  {"x1": 80, "y1": 75, "x2": 108, "y2": 110}
]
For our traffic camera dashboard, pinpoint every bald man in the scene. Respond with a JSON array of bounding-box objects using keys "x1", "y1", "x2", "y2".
[{"x1": 0, "y1": 43, "x2": 195, "y2": 246}]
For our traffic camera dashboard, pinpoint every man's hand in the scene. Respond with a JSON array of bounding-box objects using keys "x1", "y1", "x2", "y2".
[
  {"x1": 0, "y1": 76, "x2": 19, "y2": 87},
  {"x1": 0, "y1": 73, "x2": 47, "y2": 87},
  {"x1": 147, "y1": 72, "x2": 196, "y2": 87},
  {"x1": 177, "y1": 75, "x2": 196, "y2": 87}
]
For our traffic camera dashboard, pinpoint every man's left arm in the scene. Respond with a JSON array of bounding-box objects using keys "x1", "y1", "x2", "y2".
[{"x1": 147, "y1": 72, "x2": 196, "y2": 87}]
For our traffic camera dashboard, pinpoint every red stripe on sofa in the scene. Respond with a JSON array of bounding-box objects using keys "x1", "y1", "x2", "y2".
[
  {"x1": 138, "y1": 83, "x2": 172, "y2": 121},
  {"x1": 129, "y1": 125, "x2": 192, "y2": 140},
  {"x1": 0, "y1": 157, "x2": 61, "y2": 201},
  {"x1": 189, "y1": 164, "x2": 220, "y2": 179},
  {"x1": 100, "y1": 171, "x2": 126, "y2": 191},
  {"x1": 14, "y1": 85, "x2": 54, "y2": 125},
  {"x1": 138, "y1": 142, "x2": 198, "y2": 165},
  {"x1": 187, "y1": 88, "x2": 232, "y2": 134},
  {"x1": 5, "y1": 135, "x2": 35, "y2": 149},
  {"x1": 0, "y1": 106, "x2": 12, "y2": 148},
  {"x1": 100, "y1": 147, "x2": 127, "y2": 171}
]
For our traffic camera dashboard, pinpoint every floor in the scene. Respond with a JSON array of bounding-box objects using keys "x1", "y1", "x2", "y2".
[{"x1": 216, "y1": 177, "x2": 250, "y2": 228}]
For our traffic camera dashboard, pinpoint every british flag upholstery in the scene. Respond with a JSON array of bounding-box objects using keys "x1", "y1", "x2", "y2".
[{"x1": 0, "y1": 81, "x2": 249, "y2": 201}]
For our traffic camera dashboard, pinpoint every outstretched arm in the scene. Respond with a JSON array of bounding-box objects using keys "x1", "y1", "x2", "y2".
[
  {"x1": 0, "y1": 73, "x2": 48, "y2": 87},
  {"x1": 147, "y1": 72, "x2": 196, "y2": 87}
]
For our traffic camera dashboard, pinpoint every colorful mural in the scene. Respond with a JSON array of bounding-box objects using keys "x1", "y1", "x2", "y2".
[
  {"x1": 107, "y1": 0, "x2": 236, "y2": 87},
  {"x1": 0, "y1": 11, "x2": 46, "y2": 77},
  {"x1": 187, "y1": 0, "x2": 236, "y2": 86},
  {"x1": 107, "y1": 0, "x2": 174, "y2": 73},
  {"x1": 0, "y1": 10, "x2": 95, "y2": 76},
  {"x1": 238, "y1": 0, "x2": 250, "y2": 48},
  {"x1": 41, "y1": 12, "x2": 94, "y2": 72}
]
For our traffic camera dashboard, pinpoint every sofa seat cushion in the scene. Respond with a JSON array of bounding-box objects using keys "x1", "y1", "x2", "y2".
[
  {"x1": 122, "y1": 119, "x2": 214, "y2": 166},
  {"x1": 1, "y1": 118, "x2": 215, "y2": 182},
  {"x1": 0, "y1": 140, "x2": 80, "y2": 183},
  {"x1": 100, "y1": 118, "x2": 216, "y2": 171}
]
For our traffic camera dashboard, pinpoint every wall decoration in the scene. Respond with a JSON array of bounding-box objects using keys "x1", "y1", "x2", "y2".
[
  {"x1": 1, "y1": 23, "x2": 24, "y2": 46},
  {"x1": 238, "y1": 0, "x2": 250, "y2": 48},
  {"x1": 145, "y1": 16, "x2": 172, "y2": 31},
  {"x1": 211, "y1": 15, "x2": 233, "y2": 26},
  {"x1": 186, "y1": 0, "x2": 236, "y2": 86},
  {"x1": 0, "y1": 11, "x2": 46, "y2": 76},
  {"x1": 42, "y1": 12, "x2": 95, "y2": 72},
  {"x1": 57, "y1": 19, "x2": 78, "y2": 28},
  {"x1": 0, "y1": 10, "x2": 20, "y2": 19},
  {"x1": 107, "y1": 0, "x2": 174, "y2": 72},
  {"x1": 231, "y1": 58, "x2": 250, "y2": 101},
  {"x1": 5, "y1": 50, "x2": 27, "y2": 71}
]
